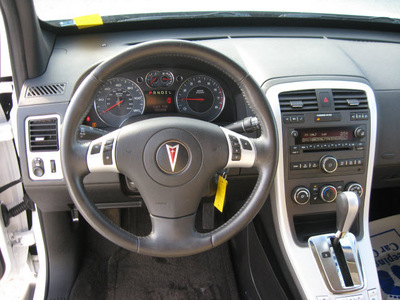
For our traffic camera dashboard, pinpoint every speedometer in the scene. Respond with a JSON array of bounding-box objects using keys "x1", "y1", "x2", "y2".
[
  {"x1": 94, "y1": 78, "x2": 145, "y2": 127},
  {"x1": 175, "y1": 75, "x2": 225, "y2": 122}
]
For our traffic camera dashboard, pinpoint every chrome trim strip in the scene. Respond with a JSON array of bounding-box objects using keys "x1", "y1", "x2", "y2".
[{"x1": 265, "y1": 80, "x2": 380, "y2": 299}]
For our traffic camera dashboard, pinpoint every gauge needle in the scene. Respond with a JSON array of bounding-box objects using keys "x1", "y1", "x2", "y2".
[
  {"x1": 102, "y1": 100, "x2": 124, "y2": 114},
  {"x1": 182, "y1": 98, "x2": 205, "y2": 101},
  {"x1": 150, "y1": 77, "x2": 157, "y2": 84}
]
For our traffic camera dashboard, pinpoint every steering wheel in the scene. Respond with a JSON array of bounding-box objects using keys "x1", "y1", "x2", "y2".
[{"x1": 61, "y1": 40, "x2": 278, "y2": 257}]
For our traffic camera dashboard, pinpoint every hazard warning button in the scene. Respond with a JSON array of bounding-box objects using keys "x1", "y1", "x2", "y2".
[{"x1": 318, "y1": 92, "x2": 333, "y2": 108}]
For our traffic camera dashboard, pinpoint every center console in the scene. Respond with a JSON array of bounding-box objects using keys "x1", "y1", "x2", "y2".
[
  {"x1": 265, "y1": 80, "x2": 380, "y2": 300},
  {"x1": 281, "y1": 87, "x2": 370, "y2": 244}
]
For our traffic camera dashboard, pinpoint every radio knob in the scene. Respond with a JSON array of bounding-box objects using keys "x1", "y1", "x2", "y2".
[
  {"x1": 320, "y1": 185, "x2": 337, "y2": 203},
  {"x1": 292, "y1": 186, "x2": 311, "y2": 205},
  {"x1": 354, "y1": 127, "x2": 366, "y2": 139},
  {"x1": 320, "y1": 155, "x2": 338, "y2": 173},
  {"x1": 346, "y1": 182, "x2": 364, "y2": 198},
  {"x1": 291, "y1": 130, "x2": 299, "y2": 138}
]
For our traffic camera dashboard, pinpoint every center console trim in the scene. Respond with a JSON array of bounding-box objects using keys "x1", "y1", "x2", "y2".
[{"x1": 265, "y1": 80, "x2": 380, "y2": 299}]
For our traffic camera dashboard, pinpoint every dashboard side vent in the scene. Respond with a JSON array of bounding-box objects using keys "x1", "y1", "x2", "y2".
[
  {"x1": 332, "y1": 89, "x2": 368, "y2": 110},
  {"x1": 26, "y1": 83, "x2": 66, "y2": 97},
  {"x1": 278, "y1": 89, "x2": 318, "y2": 112},
  {"x1": 28, "y1": 118, "x2": 59, "y2": 152}
]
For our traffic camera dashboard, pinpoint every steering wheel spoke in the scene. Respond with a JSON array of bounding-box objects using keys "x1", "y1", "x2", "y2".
[
  {"x1": 220, "y1": 127, "x2": 257, "y2": 169},
  {"x1": 86, "y1": 130, "x2": 120, "y2": 174}
]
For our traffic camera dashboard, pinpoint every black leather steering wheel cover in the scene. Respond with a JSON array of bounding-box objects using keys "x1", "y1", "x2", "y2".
[{"x1": 61, "y1": 40, "x2": 278, "y2": 257}]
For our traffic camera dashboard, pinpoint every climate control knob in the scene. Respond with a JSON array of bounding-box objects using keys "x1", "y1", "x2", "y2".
[
  {"x1": 292, "y1": 186, "x2": 311, "y2": 205},
  {"x1": 320, "y1": 155, "x2": 338, "y2": 173},
  {"x1": 346, "y1": 182, "x2": 363, "y2": 198},
  {"x1": 320, "y1": 185, "x2": 337, "y2": 203}
]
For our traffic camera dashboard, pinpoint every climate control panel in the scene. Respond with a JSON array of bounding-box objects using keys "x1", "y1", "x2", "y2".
[{"x1": 291, "y1": 181, "x2": 363, "y2": 205}]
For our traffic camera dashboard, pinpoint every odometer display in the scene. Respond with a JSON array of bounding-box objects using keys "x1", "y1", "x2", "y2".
[
  {"x1": 176, "y1": 75, "x2": 225, "y2": 121},
  {"x1": 94, "y1": 78, "x2": 145, "y2": 127}
]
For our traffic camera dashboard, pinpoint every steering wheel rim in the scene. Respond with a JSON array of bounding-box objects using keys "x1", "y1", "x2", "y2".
[{"x1": 61, "y1": 40, "x2": 278, "y2": 257}]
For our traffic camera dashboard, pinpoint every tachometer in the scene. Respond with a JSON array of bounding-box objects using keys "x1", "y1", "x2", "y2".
[
  {"x1": 94, "y1": 78, "x2": 145, "y2": 127},
  {"x1": 175, "y1": 75, "x2": 225, "y2": 121}
]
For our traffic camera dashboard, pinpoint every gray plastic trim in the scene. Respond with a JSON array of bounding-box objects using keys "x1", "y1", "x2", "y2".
[{"x1": 266, "y1": 80, "x2": 380, "y2": 299}]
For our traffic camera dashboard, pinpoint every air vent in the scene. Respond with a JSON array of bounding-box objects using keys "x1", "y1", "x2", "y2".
[
  {"x1": 279, "y1": 89, "x2": 318, "y2": 112},
  {"x1": 26, "y1": 83, "x2": 66, "y2": 97},
  {"x1": 332, "y1": 89, "x2": 368, "y2": 110},
  {"x1": 28, "y1": 118, "x2": 59, "y2": 152}
]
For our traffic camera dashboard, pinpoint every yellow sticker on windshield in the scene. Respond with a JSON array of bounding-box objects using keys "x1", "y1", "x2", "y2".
[
  {"x1": 74, "y1": 14, "x2": 103, "y2": 29},
  {"x1": 214, "y1": 175, "x2": 228, "y2": 213}
]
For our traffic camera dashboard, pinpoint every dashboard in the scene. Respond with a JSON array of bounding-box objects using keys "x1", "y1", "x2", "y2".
[{"x1": 11, "y1": 24, "x2": 400, "y2": 300}]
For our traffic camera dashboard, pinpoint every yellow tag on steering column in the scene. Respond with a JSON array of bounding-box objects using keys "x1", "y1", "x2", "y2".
[{"x1": 214, "y1": 175, "x2": 228, "y2": 213}]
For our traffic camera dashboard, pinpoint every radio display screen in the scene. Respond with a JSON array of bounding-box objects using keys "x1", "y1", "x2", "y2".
[{"x1": 296, "y1": 127, "x2": 354, "y2": 144}]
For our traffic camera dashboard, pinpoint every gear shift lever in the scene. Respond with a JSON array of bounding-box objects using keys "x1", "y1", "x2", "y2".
[{"x1": 333, "y1": 191, "x2": 359, "y2": 247}]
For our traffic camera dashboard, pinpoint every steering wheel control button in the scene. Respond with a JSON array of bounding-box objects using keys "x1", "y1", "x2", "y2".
[
  {"x1": 229, "y1": 135, "x2": 242, "y2": 161},
  {"x1": 240, "y1": 139, "x2": 252, "y2": 151},
  {"x1": 229, "y1": 135, "x2": 240, "y2": 146},
  {"x1": 320, "y1": 185, "x2": 337, "y2": 203},
  {"x1": 102, "y1": 139, "x2": 114, "y2": 165},
  {"x1": 90, "y1": 142, "x2": 102, "y2": 154},
  {"x1": 320, "y1": 155, "x2": 338, "y2": 173},
  {"x1": 292, "y1": 186, "x2": 311, "y2": 205},
  {"x1": 156, "y1": 141, "x2": 189, "y2": 174}
]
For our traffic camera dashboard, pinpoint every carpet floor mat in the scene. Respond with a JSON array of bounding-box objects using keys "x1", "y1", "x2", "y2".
[
  {"x1": 105, "y1": 243, "x2": 239, "y2": 300},
  {"x1": 70, "y1": 236, "x2": 239, "y2": 300},
  {"x1": 370, "y1": 214, "x2": 400, "y2": 299}
]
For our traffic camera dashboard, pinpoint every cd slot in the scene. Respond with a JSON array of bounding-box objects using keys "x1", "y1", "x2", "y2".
[{"x1": 303, "y1": 146, "x2": 353, "y2": 153}]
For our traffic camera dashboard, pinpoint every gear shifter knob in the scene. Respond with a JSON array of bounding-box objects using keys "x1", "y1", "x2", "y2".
[{"x1": 333, "y1": 191, "x2": 359, "y2": 246}]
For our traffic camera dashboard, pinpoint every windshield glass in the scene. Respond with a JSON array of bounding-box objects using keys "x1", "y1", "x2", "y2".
[{"x1": 34, "y1": 0, "x2": 400, "y2": 24}]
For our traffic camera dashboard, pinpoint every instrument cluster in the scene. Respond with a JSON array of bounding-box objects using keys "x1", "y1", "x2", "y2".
[{"x1": 84, "y1": 68, "x2": 230, "y2": 128}]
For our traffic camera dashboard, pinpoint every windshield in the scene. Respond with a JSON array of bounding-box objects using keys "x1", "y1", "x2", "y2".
[{"x1": 34, "y1": 0, "x2": 400, "y2": 24}]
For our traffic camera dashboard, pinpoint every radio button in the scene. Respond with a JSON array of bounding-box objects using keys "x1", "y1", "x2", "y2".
[
  {"x1": 320, "y1": 155, "x2": 338, "y2": 173},
  {"x1": 290, "y1": 163, "x2": 301, "y2": 170},
  {"x1": 356, "y1": 142, "x2": 365, "y2": 151},
  {"x1": 290, "y1": 146, "x2": 300, "y2": 155}
]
